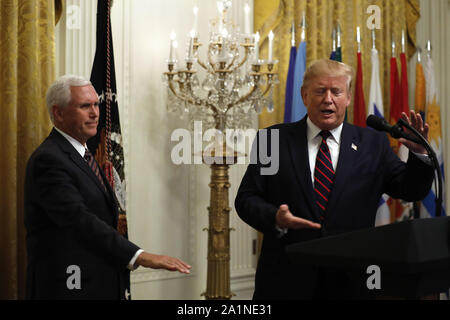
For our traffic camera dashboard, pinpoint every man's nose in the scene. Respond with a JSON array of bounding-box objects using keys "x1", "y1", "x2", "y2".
[
  {"x1": 90, "y1": 104, "x2": 99, "y2": 117},
  {"x1": 323, "y1": 90, "x2": 333, "y2": 103}
]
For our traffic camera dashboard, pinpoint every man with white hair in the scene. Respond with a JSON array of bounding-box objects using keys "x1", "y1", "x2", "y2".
[{"x1": 24, "y1": 75, "x2": 191, "y2": 300}]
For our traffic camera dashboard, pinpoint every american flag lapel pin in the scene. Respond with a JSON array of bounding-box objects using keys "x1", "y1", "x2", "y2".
[{"x1": 351, "y1": 143, "x2": 357, "y2": 151}]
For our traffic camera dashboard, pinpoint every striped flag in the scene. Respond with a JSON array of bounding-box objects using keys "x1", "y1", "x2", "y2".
[
  {"x1": 415, "y1": 58, "x2": 426, "y2": 119},
  {"x1": 290, "y1": 41, "x2": 307, "y2": 122},
  {"x1": 333, "y1": 46, "x2": 342, "y2": 62},
  {"x1": 389, "y1": 56, "x2": 401, "y2": 129},
  {"x1": 368, "y1": 48, "x2": 391, "y2": 226},
  {"x1": 420, "y1": 54, "x2": 446, "y2": 218},
  {"x1": 391, "y1": 53, "x2": 414, "y2": 221},
  {"x1": 284, "y1": 45, "x2": 297, "y2": 123},
  {"x1": 353, "y1": 52, "x2": 366, "y2": 127},
  {"x1": 367, "y1": 48, "x2": 384, "y2": 118},
  {"x1": 400, "y1": 53, "x2": 410, "y2": 117}
]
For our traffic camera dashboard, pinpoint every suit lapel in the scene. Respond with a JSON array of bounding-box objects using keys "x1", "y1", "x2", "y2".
[
  {"x1": 286, "y1": 118, "x2": 320, "y2": 221},
  {"x1": 326, "y1": 122, "x2": 358, "y2": 217},
  {"x1": 50, "y1": 129, "x2": 118, "y2": 219}
]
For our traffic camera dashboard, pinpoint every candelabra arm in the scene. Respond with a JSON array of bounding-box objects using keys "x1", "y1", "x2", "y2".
[
  {"x1": 232, "y1": 45, "x2": 251, "y2": 71},
  {"x1": 225, "y1": 50, "x2": 238, "y2": 71},
  {"x1": 261, "y1": 75, "x2": 275, "y2": 96},
  {"x1": 167, "y1": 79, "x2": 183, "y2": 100},
  {"x1": 225, "y1": 84, "x2": 258, "y2": 112},
  {"x1": 196, "y1": 56, "x2": 210, "y2": 72},
  {"x1": 167, "y1": 77, "x2": 219, "y2": 114},
  {"x1": 193, "y1": 41, "x2": 209, "y2": 72},
  {"x1": 208, "y1": 44, "x2": 219, "y2": 73}
]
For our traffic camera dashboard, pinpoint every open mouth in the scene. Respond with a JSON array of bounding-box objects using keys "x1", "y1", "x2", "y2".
[{"x1": 321, "y1": 110, "x2": 334, "y2": 115}]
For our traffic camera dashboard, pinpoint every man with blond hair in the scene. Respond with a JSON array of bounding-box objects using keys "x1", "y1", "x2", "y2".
[{"x1": 235, "y1": 59, "x2": 434, "y2": 299}]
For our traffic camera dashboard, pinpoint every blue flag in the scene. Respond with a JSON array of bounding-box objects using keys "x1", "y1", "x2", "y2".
[
  {"x1": 290, "y1": 41, "x2": 307, "y2": 122},
  {"x1": 284, "y1": 46, "x2": 297, "y2": 123},
  {"x1": 330, "y1": 50, "x2": 336, "y2": 60}
]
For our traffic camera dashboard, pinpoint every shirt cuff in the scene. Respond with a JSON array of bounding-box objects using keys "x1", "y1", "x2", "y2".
[
  {"x1": 275, "y1": 225, "x2": 288, "y2": 238},
  {"x1": 128, "y1": 249, "x2": 144, "y2": 271},
  {"x1": 411, "y1": 151, "x2": 432, "y2": 165}
]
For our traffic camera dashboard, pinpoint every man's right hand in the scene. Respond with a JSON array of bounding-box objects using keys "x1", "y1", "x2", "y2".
[{"x1": 276, "y1": 204, "x2": 321, "y2": 230}]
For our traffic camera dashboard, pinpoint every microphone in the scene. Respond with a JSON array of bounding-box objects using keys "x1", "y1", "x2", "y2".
[{"x1": 366, "y1": 115, "x2": 421, "y2": 144}]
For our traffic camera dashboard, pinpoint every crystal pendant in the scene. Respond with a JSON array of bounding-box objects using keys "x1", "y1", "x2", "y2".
[
  {"x1": 267, "y1": 88, "x2": 274, "y2": 113},
  {"x1": 253, "y1": 100, "x2": 261, "y2": 114}
]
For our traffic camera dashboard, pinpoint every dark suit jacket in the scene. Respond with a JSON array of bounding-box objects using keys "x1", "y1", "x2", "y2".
[
  {"x1": 24, "y1": 129, "x2": 140, "y2": 300},
  {"x1": 235, "y1": 117, "x2": 434, "y2": 299}
]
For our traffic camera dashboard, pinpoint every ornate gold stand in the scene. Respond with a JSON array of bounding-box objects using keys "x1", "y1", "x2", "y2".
[{"x1": 201, "y1": 145, "x2": 239, "y2": 300}]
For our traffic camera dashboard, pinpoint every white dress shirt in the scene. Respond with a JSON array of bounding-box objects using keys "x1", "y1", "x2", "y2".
[
  {"x1": 275, "y1": 119, "x2": 429, "y2": 235},
  {"x1": 306, "y1": 118, "x2": 342, "y2": 186},
  {"x1": 54, "y1": 127, "x2": 143, "y2": 270}
]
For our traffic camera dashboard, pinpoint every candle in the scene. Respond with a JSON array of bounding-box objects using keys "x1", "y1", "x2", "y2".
[
  {"x1": 169, "y1": 31, "x2": 176, "y2": 61},
  {"x1": 193, "y1": 6, "x2": 199, "y2": 37},
  {"x1": 268, "y1": 30, "x2": 274, "y2": 61},
  {"x1": 254, "y1": 32, "x2": 260, "y2": 62},
  {"x1": 188, "y1": 31, "x2": 195, "y2": 60},
  {"x1": 217, "y1": 1, "x2": 224, "y2": 34},
  {"x1": 244, "y1": 4, "x2": 250, "y2": 35},
  {"x1": 220, "y1": 28, "x2": 228, "y2": 60}
]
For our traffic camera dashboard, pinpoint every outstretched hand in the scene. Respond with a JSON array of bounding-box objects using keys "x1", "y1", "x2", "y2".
[
  {"x1": 136, "y1": 252, "x2": 191, "y2": 274},
  {"x1": 399, "y1": 111, "x2": 429, "y2": 154},
  {"x1": 276, "y1": 204, "x2": 321, "y2": 230}
]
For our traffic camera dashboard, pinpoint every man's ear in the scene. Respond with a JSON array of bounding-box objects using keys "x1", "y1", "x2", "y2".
[
  {"x1": 52, "y1": 105, "x2": 62, "y2": 122},
  {"x1": 301, "y1": 87, "x2": 307, "y2": 105}
]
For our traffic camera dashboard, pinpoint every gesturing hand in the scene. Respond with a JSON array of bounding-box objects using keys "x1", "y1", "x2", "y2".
[
  {"x1": 399, "y1": 111, "x2": 429, "y2": 155},
  {"x1": 276, "y1": 204, "x2": 321, "y2": 230}
]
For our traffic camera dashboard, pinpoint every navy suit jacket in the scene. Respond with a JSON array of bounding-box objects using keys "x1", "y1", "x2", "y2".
[
  {"x1": 24, "y1": 129, "x2": 140, "y2": 299},
  {"x1": 235, "y1": 117, "x2": 434, "y2": 299}
]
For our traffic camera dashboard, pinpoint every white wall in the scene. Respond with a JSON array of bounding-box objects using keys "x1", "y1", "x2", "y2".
[{"x1": 56, "y1": 0, "x2": 257, "y2": 300}]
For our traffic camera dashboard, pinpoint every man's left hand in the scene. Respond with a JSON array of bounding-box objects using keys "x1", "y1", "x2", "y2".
[{"x1": 399, "y1": 111, "x2": 429, "y2": 155}]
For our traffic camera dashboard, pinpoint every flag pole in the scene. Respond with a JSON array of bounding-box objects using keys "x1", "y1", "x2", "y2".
[
  {"x1": 391, "y1": 33, "x2": 396, "y2": 57},
  {"x1": 300, "y1": 12, "x2": 306, "y2": 42},
  {"x1": 336, "y1": 23, "x2": 341, "y2": 49},
  {"x1": 356, "y1": 26, "x2": 361, "y2": 53},
  {"x1": 372, "y1": 29, "x2": 376, "y2": 50},
  {"x1": 401, "y1": 30, "x2": 406, "y2": 54},
  {"x1": 291, "y1": 21, "x2": 296, "y2": 47}
]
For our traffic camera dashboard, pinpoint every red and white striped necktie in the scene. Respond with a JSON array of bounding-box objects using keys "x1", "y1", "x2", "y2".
[{"x1": 314, "y1": 131, "x2": 335, "y2": 219}]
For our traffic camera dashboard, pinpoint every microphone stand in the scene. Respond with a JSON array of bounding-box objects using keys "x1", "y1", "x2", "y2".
[{"x1": 398, "y1": 118, "x2": 443, "y2": 217}]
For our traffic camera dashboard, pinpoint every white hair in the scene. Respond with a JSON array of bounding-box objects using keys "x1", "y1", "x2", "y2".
[{"x1": 46, "y1": 75, "x2": 92, "y2": 123}]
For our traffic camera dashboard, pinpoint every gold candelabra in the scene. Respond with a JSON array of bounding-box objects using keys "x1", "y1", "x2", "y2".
[{"x1": 162, "y1": 0, "x2": 278, "y2": 300}]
